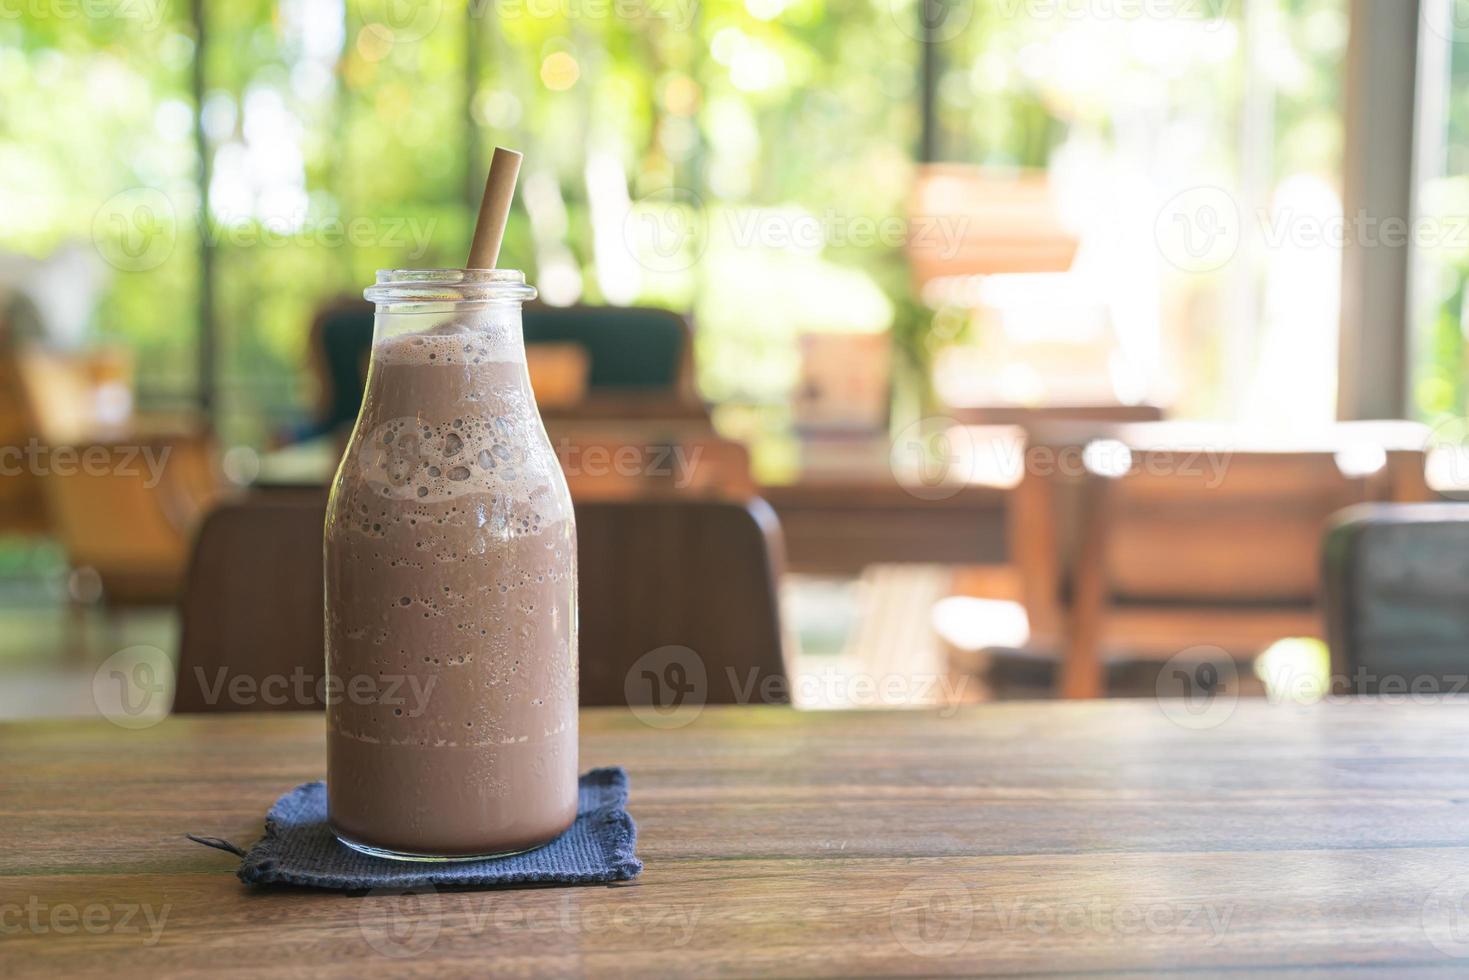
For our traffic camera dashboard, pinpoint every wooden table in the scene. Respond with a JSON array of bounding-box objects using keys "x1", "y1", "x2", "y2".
[
  {"x1": 759, "y1": 481, "x2": 1005, "y2": 574},
  {"x1": 8, "y1": 700, "x2": 1469, "y2": 976}
]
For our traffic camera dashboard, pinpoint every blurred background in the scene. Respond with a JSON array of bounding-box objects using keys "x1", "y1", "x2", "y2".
[{"x1": 5, "y1": 0, "x2": 1469, "y2": 720}]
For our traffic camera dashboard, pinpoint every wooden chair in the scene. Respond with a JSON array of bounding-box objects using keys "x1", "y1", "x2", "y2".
[
  {"x1": 525, "y1": 342, "x2": 590, "y2": 410},
  {"x1": 1011, "y1": 421, "x2": 1434, "y2": 698},
  {"x1": 174, "y1": 490, "x2": 327, "y2": 713},
  {"x1": 41, "y1": 427, "x2": 223, "y2": 606},
  {"x1": 524, "y1": 304, "x2": 707, "y2": 422},
  {"x1": 12, "y1": 346, "x2": 225, "y2": 608},
  {"x1": 575, "y1": 497, "x2": 787, "y2": 706},
  {"x1": 523, "y1": 303, "x2": 694, "y2": 392},
  {"x1": 0, "y1": 344, "x2": 49, "y2": 537},
  {"x1": 906, "y1": 165, "x2": 1080, "y2": 285},
  {"x1": 16, "y1": 345, "x2": 135, "y2": 444},
  {"x1": 175, "y1": 492, "x2": 788, "y2": 712},
  {"x1": 1323, "y1": 503, "x2": 1469, "y2": 695}
]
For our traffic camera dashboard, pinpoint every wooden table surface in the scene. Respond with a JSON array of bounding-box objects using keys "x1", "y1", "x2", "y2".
[{"x1": 7, "y1": 700, "x2": 1469, "y2": 977}]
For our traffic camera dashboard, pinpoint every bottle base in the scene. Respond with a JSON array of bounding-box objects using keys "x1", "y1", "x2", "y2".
[{"x1": 334, "y1": 832, "x2": 547, "y2": 863}]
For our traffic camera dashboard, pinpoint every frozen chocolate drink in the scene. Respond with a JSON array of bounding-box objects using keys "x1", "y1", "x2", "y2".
[{"x1": 324, "y1": 268, "x2": 578, "y2": 859}]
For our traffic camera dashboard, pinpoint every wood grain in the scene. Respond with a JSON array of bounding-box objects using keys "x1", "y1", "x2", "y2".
[{"x1": 6, "y1": 701, "x2": 1469, "y2": 977}]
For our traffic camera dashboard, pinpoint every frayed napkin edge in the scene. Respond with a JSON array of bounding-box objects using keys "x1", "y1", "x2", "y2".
[{"x1": 189, "y1": 767, "x2": 642, "y2": 890}]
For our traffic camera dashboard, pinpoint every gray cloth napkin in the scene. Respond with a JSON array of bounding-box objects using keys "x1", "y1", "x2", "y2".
[{"x1": 190, "y1": 767, "x2": 641, "y2": 890}]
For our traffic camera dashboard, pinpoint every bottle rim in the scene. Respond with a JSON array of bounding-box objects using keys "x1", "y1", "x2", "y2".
[{"x1": 363, "y1": 268, "x2": 537, "y2": 305}]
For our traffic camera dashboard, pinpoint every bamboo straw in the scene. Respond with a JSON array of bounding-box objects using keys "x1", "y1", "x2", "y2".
[{"x1": 465, "y1": 146, "x2": 523, "y2": 269}]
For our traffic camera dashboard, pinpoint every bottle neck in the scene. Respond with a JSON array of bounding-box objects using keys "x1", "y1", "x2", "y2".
[{"x1": 370, "y1": 303, "x2": 528, "y2": 364}]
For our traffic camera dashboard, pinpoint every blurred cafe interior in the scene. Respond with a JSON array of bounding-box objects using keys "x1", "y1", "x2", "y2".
[{"x1": 5, "y1": 0, "x2": 1469, "y2": 721}]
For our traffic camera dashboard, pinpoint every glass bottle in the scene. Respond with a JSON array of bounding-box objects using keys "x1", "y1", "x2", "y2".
[{"x1": 324, "y1": 269, "x2": 577, "y2": 860}]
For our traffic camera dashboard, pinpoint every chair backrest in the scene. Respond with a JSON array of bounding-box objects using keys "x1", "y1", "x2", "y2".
[
  {"x1": 7, "y1": 338, "x2": 222, "y2": 603},
  {"x1": 1101, "y1": 451, "x2": 1416, "y2": 604},
  {"x1": 174, "y1": 490, "x2": 327, "y2": 712},
  {"x1": 525, "y1": 342, "x2": 590, "y2": 409},
  {"x1": 14, "y1": 345, "x2": 136, "y2": 444},
  {"x1": 1323, "y1": 503, "x2": 1469, "y2": 694},
  {"x1": 0, "y1": 341, "x2": 48, "y2": 536},
  {"x1": 576, "y1": 497, "x2": 787, "y2": 707},
  {"x1": 40, "y1": 429, "x2": 221, "y2": 605},
  {"x1": 1013, "y1": 421, "x2": 1433, "y2": 635},
  {"x1": 175, "y1": 492, "x2": 787, "y2": 712},
  {"x1": 305, "y1": 298, "x2": 375, "y2": 441},
  {"x1": 300, "y1": 301, "x2": 700, "y2": 433},
  {"x1": 906, "y1": 165, "x2": 1080, "y2": 284},
  {"x1": 522, "y1": 304, "x2": 694, "y2": 395}
]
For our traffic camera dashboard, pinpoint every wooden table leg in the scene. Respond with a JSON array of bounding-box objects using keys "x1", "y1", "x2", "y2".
[{"x1": 1061, "y1": 473, "x2": 1111, "y2": 699}]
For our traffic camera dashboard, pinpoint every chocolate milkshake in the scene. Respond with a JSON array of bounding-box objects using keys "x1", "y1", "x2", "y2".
[{"x1": 324, "y1": 269, "x2": 578, "y2": 859}]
